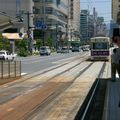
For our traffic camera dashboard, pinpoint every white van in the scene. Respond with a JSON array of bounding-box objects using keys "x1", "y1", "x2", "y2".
[{"x1": 39, "y1": 46, "x2": 51, "y2": 56}]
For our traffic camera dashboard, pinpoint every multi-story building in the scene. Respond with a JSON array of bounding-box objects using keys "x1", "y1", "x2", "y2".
[
  {"x1": 33, "y1": 0, "x2": 69, "y2": 47},
  {"x1": 110, "y1": 20, "x2": 119, "y2": 38},
  {"x1": 88, "y1": 15, "x2": 94, "y2": 38},
  {"x1": 0, "y1": 0, "x2": 34, "y2": 33},
  {"x1": 96, "y1": 17, "x2": 107, "y2": 36},
  {"x1": 68, "y1": 0, "x2": 80, "y2": 42},
  {"x1": 0, "y1": 0, "x2": 80, "y2": 48},
  {"x1": 80, "y1": 10, "x2": 88, "y2": 41},
  {"x1": 80, "y1": 10, "x2": 94, "y2": 42},
  {"x1": 112, "y1": 0, "x2": 120, "y2": 22},
  {"x1": 0, "y1": 0, "x2": 34, "y2": 53}
]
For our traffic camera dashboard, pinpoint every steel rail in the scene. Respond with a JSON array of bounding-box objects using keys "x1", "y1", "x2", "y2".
[
  {"x1": 21, "y1": 63, "x2": 94, "y2": 120},
  {"x1": 5, "y1": 52, "x2": 89, "y2": 87},
  {"x1": 0, "y1": 53, "x2": 89, "y2": 105}
]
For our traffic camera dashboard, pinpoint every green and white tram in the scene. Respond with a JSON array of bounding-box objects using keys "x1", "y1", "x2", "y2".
[{"x1": 90, "y1": 37, "x2": 110, "y2": 60}]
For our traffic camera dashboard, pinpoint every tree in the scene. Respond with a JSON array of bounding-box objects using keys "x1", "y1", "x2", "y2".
[
  {"x1": 0, "y1": 34, "x2": 11, "y2": 51},
  {"x1": 36, "y1": 39, "x2": 43, "y2": 50},
  {"x1": 17, "y1": 38, "x2": 29, "y2": 57},
  {"x1": 18, "y1": 38, "x2": 28, "y2": 50},
  {"x1": 46, "y1": 37, "x2": 53, "y2": 47}
]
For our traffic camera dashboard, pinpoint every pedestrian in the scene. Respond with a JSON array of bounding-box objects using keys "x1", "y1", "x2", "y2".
[{"x1": 111, "y1": 35, "x2": 120, "y2": 81}]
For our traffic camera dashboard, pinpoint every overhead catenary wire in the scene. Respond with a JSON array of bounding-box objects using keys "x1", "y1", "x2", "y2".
[{"x1": 81, "y1": 1, "x2": 111, "y2": 3}]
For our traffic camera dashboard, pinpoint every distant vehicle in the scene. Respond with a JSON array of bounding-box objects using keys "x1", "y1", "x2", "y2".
[
  {"x1": 61, "y1": 47, "x2": 69, "y2": 53},
  {"x1": 0, "y1": 50, "x2": 14, "y2": 60},
  {"x1": 39, "y1": 46, "x2": 51, "y2": 56},
  {"x1": 82, "y1": 45, "x2": 90, "y2": 51},
  {"x1": 72, "y1": 46, "x2": 81, "y2": 52},
  {"x1": 57, "y1": 47, "x2": 62, "y2": 53},
  {"x1": 90, "y1": 37, "x2": 110, "y2": 60}
]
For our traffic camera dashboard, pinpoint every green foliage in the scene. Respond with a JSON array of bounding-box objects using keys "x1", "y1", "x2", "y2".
[
  {"x1": 17, "y1": 39, "x2": 29, "y2": 56},
  {"x1": 32, "y1": 51, "x2": 39, "y2": 55},
  {"x1": 46, "y1": 37, "x2": 53, "y2": 47},
  {"x1": 51, "y1": 47, "x2": 56, "y2": 53},
  {"x1": 0, "y1": 34, "x2": 11, "y2": 51},
  {"x1": 36, "y1": 39, "x2": 43, "y2": 50},
  {"x1": 18, "y1": 48, "x2": 29, "y2": 57},
  {"x1": 18, "y1": 39, "x2": 28, "y2": 50}
]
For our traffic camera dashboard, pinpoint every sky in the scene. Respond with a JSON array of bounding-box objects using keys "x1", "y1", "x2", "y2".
[{"x1": 80, "y1": 0, "x2": 111, "y2": 24}]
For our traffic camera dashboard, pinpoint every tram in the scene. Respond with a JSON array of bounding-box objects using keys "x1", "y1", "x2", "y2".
[{"x1": 90, "y1": 37, "x2": 110, "y2": 61}]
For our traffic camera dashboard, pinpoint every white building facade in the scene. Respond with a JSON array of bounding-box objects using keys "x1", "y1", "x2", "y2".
[
  {"x1": 68, "y1": 0, "x2": 80, "y2": 42},
  {"x1": 112, "y1": 0, "x2": 120, "y2": 22}
]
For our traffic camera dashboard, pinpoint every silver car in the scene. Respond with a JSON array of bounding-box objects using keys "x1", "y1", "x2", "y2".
[
  {"x1": 61, "y1": 47, "x2": 69, "y2": 53},
  {"x1": 39, "y1": 46, "x2": 51, "y2": 56}
]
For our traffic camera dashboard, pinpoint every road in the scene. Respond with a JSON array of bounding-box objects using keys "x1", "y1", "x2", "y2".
[{"x1": 15, "y1": 52, "x2": 87, "y2": 75}]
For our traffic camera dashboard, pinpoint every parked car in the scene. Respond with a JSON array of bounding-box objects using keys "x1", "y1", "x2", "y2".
[
  {"x1": 0, "y1": 50, "x2": 14, "y2": 60},
  {"x1": 61, "y1": 47, "x2": 69, "y2": 53},
  {"x1": 57, "y1": 47, "x2": 62, "y2": 53},
  {"x1": 39, "y1": 46, "x2": 51, "y2": 56},
  {"x1": 72, "y1": 46, "x2": 81, "y2": 52}
]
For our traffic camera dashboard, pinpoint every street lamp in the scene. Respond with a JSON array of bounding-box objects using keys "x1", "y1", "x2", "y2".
[{"x1": 20, "y1": 11, "x2": 33, "y2": 55}]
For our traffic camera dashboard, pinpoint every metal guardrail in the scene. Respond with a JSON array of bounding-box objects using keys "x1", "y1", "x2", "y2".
[{"x1": 0, "y1": 60, "x2": 21, "y2": 79}]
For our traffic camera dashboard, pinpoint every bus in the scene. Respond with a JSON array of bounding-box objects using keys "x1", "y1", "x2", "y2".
[{"x1": 90, "y1": 37, "x2": 110, "y2": 61}]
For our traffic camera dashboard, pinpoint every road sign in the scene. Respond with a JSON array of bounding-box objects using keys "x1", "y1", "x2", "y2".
[
  {"x1": 35, "y1": 20, "x2": 47, "y2": 30},
  {"x1": 19, "y1": 32, "x2": 23, "y2": 37}
]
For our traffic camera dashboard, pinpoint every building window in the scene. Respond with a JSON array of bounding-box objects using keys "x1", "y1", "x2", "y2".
[
  {"x1": 45, "y1": 7, "x2": 53, "y2": 14},
  {"x1": 119, "y1": 5, "x2": 120, "y2": 10}
]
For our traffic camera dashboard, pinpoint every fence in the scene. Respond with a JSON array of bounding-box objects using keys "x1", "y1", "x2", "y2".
[{"x1": 0, "y1": 61, "x2": 21, "y2": 79}]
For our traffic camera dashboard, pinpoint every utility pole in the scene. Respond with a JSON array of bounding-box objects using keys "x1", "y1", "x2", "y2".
[
  {"x1": 25, "y1": 11, "x2": 33, "y2": 55},
  {"x1": 65, "y1": 24, "x2": 68, "y2": 49},
  {"x1": 56, "y1": 24, "x2": 58, "y2": 49},
  {"x1": 43, "y1": 0, "x2": 45, "y2": 46}
]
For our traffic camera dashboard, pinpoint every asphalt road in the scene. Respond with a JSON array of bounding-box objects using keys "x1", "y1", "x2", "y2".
[{"x1": 15, "y1": 52, "x2": 85, "y2": 75}]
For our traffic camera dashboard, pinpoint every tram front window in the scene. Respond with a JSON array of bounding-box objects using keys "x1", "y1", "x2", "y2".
[{"x1": 93, "y1": 43, "x2": 107, "y2": 50}]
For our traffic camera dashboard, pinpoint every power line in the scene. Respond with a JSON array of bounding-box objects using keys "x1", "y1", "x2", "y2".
[{"x1": 81, "y1": 1, "x2": 111, "y2": 3}]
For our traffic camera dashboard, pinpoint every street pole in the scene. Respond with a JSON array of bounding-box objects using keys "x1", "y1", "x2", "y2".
[
  {"x1": 43, "y1": 0, "x2": 45, "y2": 46},
  {"x1": 26, "y1": 11, "x2": 32, "y2": 55},
  {"x1": 65, "y1": 24, "x2": 68, "y2": 49},
  {"x1": 56, "y1": 24, "x2": 58, "y2": 49}
]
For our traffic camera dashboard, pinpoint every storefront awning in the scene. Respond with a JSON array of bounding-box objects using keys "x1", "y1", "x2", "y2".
[{"x1": 2, "y1": 33, "x2": 28, "y2": 40}]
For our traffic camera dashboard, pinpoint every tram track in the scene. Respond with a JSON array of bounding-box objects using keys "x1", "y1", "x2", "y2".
[
  {"x1": 21, "y1": 62, "x2": 107, "y2": 120},
  {"x1": 2, "y1": 52, "x2": 89, "y2": 87},
  {"x1": 15, "y1": 63, "x2": 94, "y2": 120},
  {"x1": 0, "y1": 61, "x2": 94, "y2": 120},
  {"x1": 0, "y1": 53, "x2": 89, "y2": 104}
]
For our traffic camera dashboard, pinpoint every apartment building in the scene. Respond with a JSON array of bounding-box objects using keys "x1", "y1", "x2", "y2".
[
  {"x1": 33, "y1": 0, "x2": 69, "y2": 47},
  {"x1": 80, "y1": 10, "x2": 94, "y2": 42},
  {"x1": 112, "y1": 0, "x2": 120, "y2": 22},
  {"x1": 68, "y1": 0, "x2": 80, "y2": 42},
  {"x1": 0, "y1": 0, "x2": 34, "y2": 33}
]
